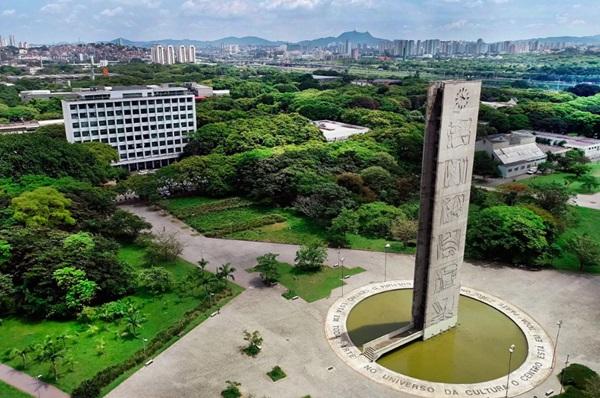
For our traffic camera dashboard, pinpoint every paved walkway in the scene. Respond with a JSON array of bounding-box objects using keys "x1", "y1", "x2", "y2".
[
  {"x1": 571, "y1": 192, "x2": 600, "y2": 210},
  {"x1": 107, "y1": 205, "x2": 600, "y2": 398},
  {"x1": 0, "y1": 363, "x2": 69, "y2": 398},
  {"x1": 120, "y1": 204, "x2": 415, "y2": 289}
]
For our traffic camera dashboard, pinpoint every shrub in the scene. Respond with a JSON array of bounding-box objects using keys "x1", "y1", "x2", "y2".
[
  {"x1": 137, "y1": 267, "x2": 174, "y2": 293},
  {"x1": 294, "y1": 242, "x2": 327, "y2": 273},
  {"x1": 267, "y1": 366, "x2": 287, "y2": 382},
  {"x1": 204, "y1": 214, "x2": 286, "y2": 238},
  {"x1": 72, "y1": 289, "x2": 236, "y2": 398},
  {"x1": 255, "y1": 253, "x2": 280, "y2": 285},
  {"x1": 559, "y1": 363, "x2": 600, "y2": 391},
  {"x1": 143, "y1": 231, "x2": 184, "y2": 265},
  {"x1": 241, "y1": 330, "x2": 263, "y2": 357}
]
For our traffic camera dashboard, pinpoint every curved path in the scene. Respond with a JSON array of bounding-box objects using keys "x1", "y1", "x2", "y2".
[
  {"x1": 0, "y1": 363, "x2": 69, "y2": 398},
  {"x1": 108, "y1": 204, "x2": 600, "y2": 398}
]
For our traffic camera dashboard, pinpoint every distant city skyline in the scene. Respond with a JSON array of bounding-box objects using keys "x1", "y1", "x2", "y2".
[{"x1": 0, "y1": 0, "x2": 599, "y2": 45}]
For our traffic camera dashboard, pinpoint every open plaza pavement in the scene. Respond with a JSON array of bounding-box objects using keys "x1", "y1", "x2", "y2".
[{"x1": 106, "y1": 205, "x2": 600, "y2": 398}]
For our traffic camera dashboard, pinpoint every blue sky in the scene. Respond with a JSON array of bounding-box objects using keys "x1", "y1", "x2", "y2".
[{"x1": 0, "y1": 0, "x2": 598, "y2": 44}]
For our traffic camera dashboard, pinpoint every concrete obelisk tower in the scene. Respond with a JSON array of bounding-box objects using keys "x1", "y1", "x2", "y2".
[{"x1": 411, "y1": 80, "x2": 482, "y2": 340}]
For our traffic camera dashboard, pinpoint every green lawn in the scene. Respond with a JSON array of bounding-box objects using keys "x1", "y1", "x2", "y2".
[
  {"x1": 0, "y1": 245, "x2": 243, "y2": 393},
  {"x1": 251, "y1": 262, "x2": 364, "y2": 302},
  {"x1": 162, "y1": 196, "x2": 415, "y2": 254},
  {"x1": 0, "y1": 381, "x2": 31, "y2": 398},
  {"x1": 553, "y1": 206, "x2": 600, "y2": 273},
  {"x1": 523, "y1": 163, "x2": 600, "y2": 194}
]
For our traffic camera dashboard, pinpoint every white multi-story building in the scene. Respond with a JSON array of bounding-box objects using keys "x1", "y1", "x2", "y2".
[
  {"x1": 151, "y1": 44, "x2": 196, "y2": 65},
  {"x1": 166, "y1": 45, "x2": 175, "y2": 65},
  {"x1": 62, "y1": 85, "x2": 197, "y2": 171},
  {"x1": 177, "y1": 45, "x2": 187, "y2": 63},
  {"x1": 188, "y1": 45, "x2": 196, "y2": 63}
]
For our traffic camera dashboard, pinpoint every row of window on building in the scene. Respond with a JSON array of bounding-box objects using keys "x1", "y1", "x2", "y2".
[{"x1": 68, "y1": 97, "x2": 193, "y2": 111}]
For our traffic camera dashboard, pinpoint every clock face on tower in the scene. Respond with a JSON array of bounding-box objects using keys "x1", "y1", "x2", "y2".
[{"x1": 454, "y1": 87, "x2": 471, "y2": 110}]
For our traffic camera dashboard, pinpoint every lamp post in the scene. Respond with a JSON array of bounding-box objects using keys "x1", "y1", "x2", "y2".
[
  {"x1": 505, "y1": 344, "x2": 515, "y2": 398},
  {"x1": 143, "y1": 338, "x2": 148, "y2": 356},
  {"x1": 560, "y1": 354, "x2": 570, "y2": 394},
  {"x1": 340, "y1": 257, "x2": 345, "y2": 297},
  {"x1": 384, "y1": 243, "x2": 391, "y2": 282},
  {"x1": 553, "y1": 320, "x2": 563, "y2": 369}
]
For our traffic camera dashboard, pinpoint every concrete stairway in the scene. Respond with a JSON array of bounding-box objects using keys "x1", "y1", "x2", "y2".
[{"x1": 361, "y1": 324, "x2": 423, "y2": 362}]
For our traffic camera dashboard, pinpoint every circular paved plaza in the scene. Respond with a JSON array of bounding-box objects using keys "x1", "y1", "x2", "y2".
[{"x1": 325, "y1": 281, "x2": 553, "y2": 398}]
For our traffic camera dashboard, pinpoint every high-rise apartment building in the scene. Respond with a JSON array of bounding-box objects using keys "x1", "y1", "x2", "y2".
[
  {"x1": 151, "y1": 44, "x2": 196, "y2": 64},
  {"x1": 62, "y1": 85, "x2": 197, "y2": 171},
  {"x1": 177, "y1": 45, "x2": 187, "y2": 63}
]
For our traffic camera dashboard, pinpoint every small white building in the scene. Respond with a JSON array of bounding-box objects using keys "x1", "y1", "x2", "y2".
[
  {"x1": 476, "y1": 131, "x2": 547, "y2": 178},
  {"x1": 313, "y1": 120, "x2": 370, "y2": 142},
  {"x1": 523, "y1": 130, "x2": 600, "y2": 161}
]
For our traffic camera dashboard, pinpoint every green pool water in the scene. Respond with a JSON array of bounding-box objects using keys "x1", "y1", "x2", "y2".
[{"x1": 346, "y1": 289, "x2": 528, "y2": 384}]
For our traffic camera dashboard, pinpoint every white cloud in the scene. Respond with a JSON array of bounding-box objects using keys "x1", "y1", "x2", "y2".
[
  {"x1": 1, "y1": 9, "x2": 16, "y2": 16},
  {"x1": 260, "y1": 0, "x2": 322, "y2": 9},
  {"x1": 100, "y1": 6, "x2": 124, "y2": 17},
  {"x1": 444, "y1": 19, "x2": 468, "y2": 30},
  {"x1": 181, "y1": 0, "x2": 249, "y2": 16},
  {"x1": 40, "y1": 0, "x2": 72, "y2": 14}
]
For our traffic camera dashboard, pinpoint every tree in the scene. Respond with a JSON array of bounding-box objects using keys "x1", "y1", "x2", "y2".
[
  {"x1": 241, "y1": 330, "x2": 263, "y2": 357},
  {"x1": 255, "y1": 253, "x2": 280, "y2": 285},
  {"x1": 0, "y1": 273, "x2": 15, "y2": 314},
  {"x1": 98, "y1": 209, "x2": 150, "y2": 243},
  {"x1": 53, "y1": 267, "x2": 98, "y2": 311},
  {"x1": 11, "y1": 187, "x2": 75, "y2": 228},
  {"x1": 466, "y1": 206, "x2": 549, "y2": 265},
  {"x1": 221, "y1": 381, "x2": 242, "y2": 398},
  {"x1": 473, "y1": 151, "x2": 500, "y2": 177},
  {"x1": 295, "y1": 242, "x2": 327, "y2": 273},
  {"x1": 567, "y1": 83, "x2": 600, "y2": 97},
  {"x1": 36, "y1": 335, "x2": 68, "y2": 380},
  {"x1": 63, "y1": 232, "x2": 95, "y2": 255},
  {"x1": 137, "y1": 267, "x2": 174, "y2": 293},
  {"x1": 293, "y1": 182, "x2": 356, "y2": 222},
  {"x1": 579, "y1": 174, "x2": 600, "y2": 193},
  {"x1": 144, "y1": 231, "x2": 184, "y2": 265},
  {"x1": 583, "y1": 376, "x2": 600, "y2": 398},
  {"x1": 531, "y1": 182, "x2": 572, "y2": 215},
  {"x1": 0, "y1": 240, "x2": 11, "y2": 264},
  {"x1": 566, "y1": 235, "x2": 600, "y2": 272},
  {"x1": 81, "y1": 142, "x2": 118, "y2": 166},
  {"x1": 390, "y1": 217, "x2": 418, "y2": 243}
]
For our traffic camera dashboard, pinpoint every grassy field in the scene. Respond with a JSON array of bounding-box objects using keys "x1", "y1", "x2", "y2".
[
  {"x1": 161, "y1": 196, "x2": 414, "y2": 254},
  {"x1": 553, "y1": 206, "x2": 600, "y2": 273},
  {"x1": 522, "y1": 163, "x2": 600, "y2": 194},
  {"x1": 251, "y1": 261, "x2": 364, "y2": 302},
  {"x1": 0, "y1": 382, "x2": 31, "y2": 398},
  {"x1": 0, "y1": 245, "x2": 243, "y2": 393}
]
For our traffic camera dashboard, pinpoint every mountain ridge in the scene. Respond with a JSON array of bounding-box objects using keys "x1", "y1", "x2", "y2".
[{"x1": 107, "y1": 31, "x2": 600, "y2": 48}]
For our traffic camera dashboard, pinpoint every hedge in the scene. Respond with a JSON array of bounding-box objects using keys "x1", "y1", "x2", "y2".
[
  {"x1": 168, "y1": 197, "x2": 252, "y2": 219},
  {"x1": 204, "y1": 215, "x2": 287, "y2": 237},
  {"x1": 71, "y1": 288, "x2": 234, "y2": 398}
]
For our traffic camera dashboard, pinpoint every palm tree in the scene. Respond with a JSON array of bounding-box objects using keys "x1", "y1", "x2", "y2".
[
  {"x1": 216, "y1": 263, "x2": 236, "y2": 282},
  {"x1": 36, "y1": 336, "x2": 66, "y2": 380},
  {"x1": 123, "y1": 308, "x2": 146, "y2": 338},
  {"x1": 8, "y1": 345, "x2": 33, "y2": 369}
]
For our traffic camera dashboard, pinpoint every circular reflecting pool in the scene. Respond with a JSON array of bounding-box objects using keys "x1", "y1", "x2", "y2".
[{"x1": 346, "y1": 289, "x2": 528, "y2": 384}]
